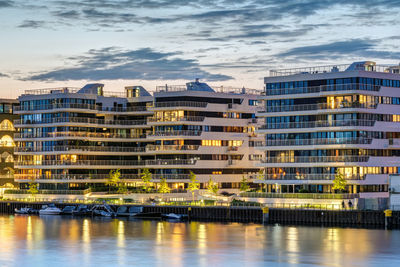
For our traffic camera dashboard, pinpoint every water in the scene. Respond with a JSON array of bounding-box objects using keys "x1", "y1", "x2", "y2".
[{"x1": 0, "y1": 215, "x2": 399, "y2": 267}]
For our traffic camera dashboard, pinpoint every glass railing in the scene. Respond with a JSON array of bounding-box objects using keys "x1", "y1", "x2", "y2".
[
  {"x1": 14, "y1": 117, "x2": 148, "y2": 126},
  {"x1": 258, "y1": 120, "x2": 375, "y2": 130},
  {"x1": 153, "y1": 101, "x2": 208, "y2": 108},
  {"x1": 147, "y1": 116, "x2": 205, "y2": 123},
  {"x1": 148, "y1": 130, "x2": 202, "y2": 137},
  {"x1": 259, "y1": 174, "x2": 363, "y2": 180},
  {"x1": 265, "y1": 83, "x2": 381, "y2": 96},
  {"x1": 146, "y1": 145, "x2": 200, "y2": 151},
  {"x1": 261, "y1": 155, "x2": 370, "y2": 164},
  {"x1": 14, "y1": 173, "x2": 192, "y2": 180},
  {"x1": 240, "y1": 192, "x2": 359, "y2": 199},
  {"x1": 14, "y1": 132, "x2": 147, "y2": 139},
  {"x1": 258, "y1": 138, "x2": 372, "y2": 147},
  {"x1": 260, "y1": 102, "x2": 377, "y2": 113},
  {"x1": 15, "y1": 146, "x2": 146, "y2": 153},
  {"x1": 15, "y1": 159, "x2": 197, "y2": 166},
  {"x1": 14, "y1": 103, "x2": 149, "y2": 112}
]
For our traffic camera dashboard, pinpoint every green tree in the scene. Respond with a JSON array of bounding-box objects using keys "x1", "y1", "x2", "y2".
[
  {"x1": 140, "y1": 168, "x2": 152, "y2": 192},
  {"x1": 256, "y1": 169, "x2": 265, "y2": 192},
  {"x1": 27, "y1": 182, "x2": 39, "y2": 195},
  {"x1": 239, "y1": 176, "x2": 250, "y2": 192},
  {"x1": 117, "y1": 183, "x2": 128, "y2": 194},
  {"x1": 187, "y1": 171, "x2": 200, "y2": 201},
  {"x1": 158, "y1": 178, "x2": 170, "y2": 193},
  {"x1": 207, "y1": 178, "x2": 219, "y2": 195},
  {"x1": 332, "y1": 171, "x2": 347, "y2": 192},
  {"x1": 106, "y1": 169, "x2": 121, "y2": 193}
]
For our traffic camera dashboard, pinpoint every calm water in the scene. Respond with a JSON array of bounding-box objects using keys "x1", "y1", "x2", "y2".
[{"x1": 0, "y1": 215, "x2": 399, "y2": 267}]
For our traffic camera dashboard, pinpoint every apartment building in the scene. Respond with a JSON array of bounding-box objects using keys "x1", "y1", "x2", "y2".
[
  {"x1": 14, "y1": 80, "x2": 262, "y2": 191},
  {"x1": 0, "y1": 99, "x2": 18, "y2": 188},
  {"x1": 257, "y1": 61, "x2": 400, "y2": 199}
]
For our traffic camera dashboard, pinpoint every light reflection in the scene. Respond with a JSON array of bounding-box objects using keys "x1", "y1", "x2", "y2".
[
  {"x1": 286, "y1": 227, "x2": 299, "y2": 265},
  {"x1": 26, "y1": 216, "x2": 33, "y2": 253}
]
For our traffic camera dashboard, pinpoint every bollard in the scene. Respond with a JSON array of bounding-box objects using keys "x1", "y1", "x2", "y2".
[{"x1": 384, "y1": 209, "x2": 392, "y2": 230}]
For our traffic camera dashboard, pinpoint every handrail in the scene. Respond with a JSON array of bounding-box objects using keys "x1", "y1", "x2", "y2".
[
  {"x1": 147, "y1": 116, "x2": 205, "y2": 123},
  {"x1": 258, "y1": 174, "x2": 363, "y2": 180},
  {"x1": 14, "y1": 146, "x2": 146, "y2": 153},
  {"x1": 265, "y1": 83, "x2": 381, "y2": 95},
  {"x1": 260, "y1": 102, "x2": 377, "y2": 113},
  {"x1": 14, "y1": 173, "x2": 192, "y2": 180},
  {"x1": 14, "y1": 132, "x2": 147, "y2": 139},
  {"x1": 14, "y1": 103, "x2": 149, "y2": 112},
  {"x1": 15, "y1": 159, "x2": 197, "y2": 166},
  {"x1": 14, "y1": 117, "x2": 147, "y2": 126},
  {"x1": 258, "y1": 120, "x2": 376, "y2": 130},
  {"x1": 240, "y1": 192, "x2": 359, "y2": 199},
  {"x1": 148, "y1": 130, "x2": 202, "y2": 137},
  {"x1": 261, "y1": 155, "x2": 369, "y2": 163},
  {"x1": 146, "y1": 145, "x2": 200, "y2": 151},
  {"x1": 257, "y1": 138, "x2": 372, "y2": 147},
  {"x1": 153, "y1": 101, "x2": 208, "y2": 108}
]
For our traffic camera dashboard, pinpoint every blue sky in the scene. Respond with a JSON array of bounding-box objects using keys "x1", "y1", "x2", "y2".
[{"x1": 0, "y1": 0, "x2": 399, "y2": 97}]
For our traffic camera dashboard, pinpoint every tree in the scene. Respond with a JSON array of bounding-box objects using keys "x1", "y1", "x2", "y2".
[
  {"x1": 158, "y1": 178, "x2": 170, "y2": 193},
  {"x1": 332, "y1": 171, "x2": 347, "y2": 192},
  {"x1": 239, "y1": 176, "x2": 250, "y2": 192},
  {"x1": 256, "y1": 169, "x2": 266, "y2": 192},
  {"x1": 140, "y1": 168, "x2": 152, "y2": 192},
  {"x1": 27, "y1": 182, "x2": 39, "y2": 195},
  {"x1": 187, "y1": 171, "x2": 200, "y2": 201},
  {"x1": 117, "y1": 183, "x2": 128, "y2": 194},
  {"x1": 106, "y1": 169, "x2": 121, "y2": 193},
  {"x1": 207, "y1": 178, "x2": 219, "y2": 195}
]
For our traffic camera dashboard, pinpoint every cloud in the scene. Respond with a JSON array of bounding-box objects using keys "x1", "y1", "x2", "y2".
[
  {"x1": 276, "y1": 39, "x2": 400, "y2": 60},
  {"x1": 0, "y1": 0, "x2": 13, "y2": 8},
  {"x1": 0, "y1": 72, "x2": 9, "y2": 78},
  {"x1": 18, "y1": 20, "x2": 46, "y2": 29},
  {"x1": 25, "y1": 47, "x2": 233, "y2": 81}
]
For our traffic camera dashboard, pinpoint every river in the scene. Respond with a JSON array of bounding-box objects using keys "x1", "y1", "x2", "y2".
[{"x1": 0, "y1": 215, "x2": 399, "y2": 266}]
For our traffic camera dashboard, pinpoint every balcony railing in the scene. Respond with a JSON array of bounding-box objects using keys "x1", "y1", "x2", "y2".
[
  {"x1": 146, "y1": 145, "x2": 200, "y2": 151},
  {"x1": 14, "y1": 132, "x2": 146, "y2": 139},
  {"x1": 261, "y1": 155, "x2": 369, "y2": 164},
  {"x1": 15, "y1": 159, "x2": 197, "y2": 167},
  {"x1": 148, "y1": 130, "x2": 202, "y2": 137},
  {"x1": 156, "y1": 85, "x2": 262, "y2": 95},
  {"x1": 14, "y1": 173, "x2": 192, "y2": 181},
  {"x1": 14, "y1": 117, "x2": 147, "y2": 126},
  {"x1": 259, "y1": 174, "x2": 363, "y2": 180},
  {"x1": 15, "y1": 146, "x2": 146, "y2": 153},
  {"x1": 153, "y1": 101, "x2": 208, "y2": 108},
  {"x1": 240, "y1": 192, "x2": 359, "y2": 199},
  {"x1": 258, "y1": 138, "x2": 372, "y2": 147},
  {"x1": 265, "y1": 83, "x2": 381, "y2": 96},
  {"x1": 258, "y1": 120, "x2": 376, "y2": 130},
  {"x1": 260, "y1": 102, "x2": 377, "y2": 113},
  {"x1": 147, "y1": 116, "x2": 205, "y2": 123},
  {"x1": 14, "y1": 103, "x2": 149, "y2": 112}
]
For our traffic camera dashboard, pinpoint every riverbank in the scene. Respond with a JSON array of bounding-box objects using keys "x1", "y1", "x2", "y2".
[{"x1": 1, "y1": 201, "x2": 400, "y2": 229}]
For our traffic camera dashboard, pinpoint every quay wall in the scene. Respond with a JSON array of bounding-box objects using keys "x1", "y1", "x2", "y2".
[{"x1": 1, "y1": 201, "x2": 400, "y2": 228}]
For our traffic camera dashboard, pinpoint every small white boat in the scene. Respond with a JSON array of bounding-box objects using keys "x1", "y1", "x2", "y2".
[
  {"x1": 39, "y1": 204, "x2": 62, "y2": 215},
  {"x1": 162, "y1": 213, "x2": 188, "y2": 220},
  {"x1": 15, "y1": 207, "x2": 32, "y2": 214}
]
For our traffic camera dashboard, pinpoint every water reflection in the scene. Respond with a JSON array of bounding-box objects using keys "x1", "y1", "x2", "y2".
[{"x1": 0, "y1": 215, "x2": 399, "y2": 266}]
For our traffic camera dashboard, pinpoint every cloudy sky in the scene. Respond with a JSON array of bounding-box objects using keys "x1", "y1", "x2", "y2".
[{"x1": 0, "y1": 0, "x2": 399, "y2": 97}]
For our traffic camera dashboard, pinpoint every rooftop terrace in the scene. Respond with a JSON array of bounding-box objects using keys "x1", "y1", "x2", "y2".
[{"x1": 268, "y1": 61, "x2": 400, "y2": 77}]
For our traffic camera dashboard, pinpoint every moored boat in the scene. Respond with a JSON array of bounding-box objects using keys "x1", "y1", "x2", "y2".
[
  {"x1": 39, "y1": 204, "x2": 62, "y2": 215},
  {"x1": 15, "y1": 207, "x2": 33, "y2": 214}
]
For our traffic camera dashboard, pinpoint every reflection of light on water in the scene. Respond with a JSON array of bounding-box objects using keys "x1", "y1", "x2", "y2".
[
  {"x1": 197, "y1": 224, "x2": 207, "y2": 255},
  {"x1": 286, "y1": 227, "x2": 299, "y2": 265},
  {"x1": 117, "y1": 220, "x2": 126, "y2": 266},
  {"x1": 27, "y1": 216, "x2": 33, "y2": 253},
  {"x1": 170, "y1": 224, "x2": 183, "y2": 267},
  {"x1": 82, "y1": 218, "x2": 91, "y2": 265},
  {"x1": 156, "y1": 222, "x2": 164, "y2": 244}
]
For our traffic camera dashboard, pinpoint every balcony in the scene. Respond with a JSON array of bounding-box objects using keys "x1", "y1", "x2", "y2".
[
  {"x1": 261, "y1": 155, "x2": 369, "y2": 164},
  {"x1": 258, "y1": 120, "x2": 375, "y2": 130},
  {"x1": 14, "y1": 146, "x2": 146, "y2": 153},
  {"x1": 259, "y1": 174, "x2": 363, "y2": 181},
  {"x1": 264, "y1": 83, "x2": 380, "y2": 96},
  {"x1": 147, "y1": 116, "x2": 205, "y2": 123},
  {"x1": 257, "y1": 138, "x2": 373, "y2": 147},
  {"x1": 151, "y1": 101, "x2": 208, "y2": 109},
  {"x1": 259, "y1": 102, "x2": 377, "y2": 114},
  {"x1": 147, "y1": 130, "x2": 202, "y2": 137},
  {"x1": 14, "y1": 103, "x2": 149, "y2": 113},
  {"x1": 14, "y1": 173, "x2": 192, "y2": 181},
  {"x1": 15, "y1": 159, "x2": 197, "y2": 167},
  {"x1": 14, "y1": 117, "x2": 148, "y2": 127},
  {"x1": 14, "y1": 132, "x2": 147, "y2": 140},
  {"x1": 146, "y1": 145, "x2": 200, "y2": 151},
  {"x1": 240, "y1": 192, "x2": 359, "y2": 199}
]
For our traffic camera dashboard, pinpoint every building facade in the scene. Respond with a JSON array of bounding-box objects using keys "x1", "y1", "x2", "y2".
[
  {"x1": 257, "y1": 61, "x2": 400, "y2": 199},
  {"x1": 14, "y1": 81, "x2": 262, "y2": 191},
  {"x1": 0, "y1": 99, "x2": 18, "y2": 188}
]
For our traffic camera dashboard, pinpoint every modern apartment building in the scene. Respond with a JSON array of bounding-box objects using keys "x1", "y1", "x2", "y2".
[
  {"x1": 257, "y1": 61, "x2": 400, "y2": 199},
  {"x1": 0, "y1": 99, "x2": 18, "y2": 188},
  {"x1": 14, "y1": 80, "x2": 262, "y2": 191}
]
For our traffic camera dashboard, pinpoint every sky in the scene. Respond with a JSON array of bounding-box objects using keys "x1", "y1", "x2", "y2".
[{"x1": 0, "y1": 0, "x2": 399, "y2": 98}]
